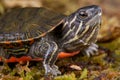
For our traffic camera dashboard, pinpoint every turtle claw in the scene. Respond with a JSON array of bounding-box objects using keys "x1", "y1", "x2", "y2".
[
  {"x1": 44, "y1": 64, "x2": 61, "y2": 77},
  {"x1": 82, "y1": 43, "x2": 98, "y2": 57},
  {"x1": 51, "y1": 65, "x2": 61, "y2": 76}
]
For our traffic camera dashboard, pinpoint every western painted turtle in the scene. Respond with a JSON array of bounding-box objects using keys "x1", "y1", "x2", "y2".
[{"x1": 0, "y1": 5, "x2": 102, "y2": 76}]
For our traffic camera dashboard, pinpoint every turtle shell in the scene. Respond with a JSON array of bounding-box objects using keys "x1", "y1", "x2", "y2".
[{"x1": 0, "y1": 7, "x2": 66, "y2": 44}]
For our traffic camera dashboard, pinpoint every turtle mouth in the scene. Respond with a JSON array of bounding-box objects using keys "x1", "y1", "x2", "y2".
[
  {"x1": 97, "y1": 7, "x2": 102, "y2": 25},
  {"x1": 86, "y1": 7, "x2": 102, "y2": 29},
  {"x1": 82, "y1": 7, "x2": 102, "y2": 44}
]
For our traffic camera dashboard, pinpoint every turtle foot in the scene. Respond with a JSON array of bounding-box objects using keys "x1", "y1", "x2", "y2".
[
  {"x1": 82, "y1": 43, "x2": 98, "y2": 57},
  {"x1": 44, "y1": 64, "x2": 61, "y2": 77}
]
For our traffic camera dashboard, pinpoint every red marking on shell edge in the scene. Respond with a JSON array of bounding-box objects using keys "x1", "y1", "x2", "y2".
[
  {"x1": 0, "y1": 51, "x2": 80, "y2": 63},
  {"x1": 29, "y1": 38, "x2": 34, "y2": 45},
  {"x1": 16, "y1": 40, "x2": 23, "y2": 47},
  {"x1": 0, "y1": 56, "x2": 43, "y2": 63},
  {"x1": 4, "y1": 41, "x2": 11, "y2": 44},
  {"x1": 16, "y1": 40, "x2": 22, "y2": 43},
  {"x1": 40, "y1": 33, "x2": 46, "y2": 37},
  {"x1": 58, "y1": 51, "x2": 80, "y2": 58}
]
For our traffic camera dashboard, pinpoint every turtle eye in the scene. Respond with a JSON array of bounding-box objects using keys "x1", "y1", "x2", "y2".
[{"x1": 79, "y1": 11, "x2": 88, "y2": 19}]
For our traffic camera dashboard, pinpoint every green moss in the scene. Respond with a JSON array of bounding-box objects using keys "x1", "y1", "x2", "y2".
[
  {"x1": 79, "y1": 68, "x2": 88, "y2": 80},
  {"x1": 55, "y1": 73, "x2": 76, "y2": 80},
  {"x1": 114, "y1": 50, "x2": 120, "y2": 61},
  {"x1": 90, "y1": 53, "x2": 107, "y2": 66},
  {"x1": 99, "y1": 37, "x2": 120, "y2": 51}
]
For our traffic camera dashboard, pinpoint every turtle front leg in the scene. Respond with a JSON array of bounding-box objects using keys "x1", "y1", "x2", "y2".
[
  {"x1": 29, "y1": 39, "x2": 61, "y2": 77},
  {"x1": 43, "y1": 41, "x2": 61, "y2": 77},
  {"x1": 82, "y1": 43, "x2": 99, "y2": 57}
]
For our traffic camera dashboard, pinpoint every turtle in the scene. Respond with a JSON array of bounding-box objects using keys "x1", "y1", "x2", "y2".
[{"x1": 0, "y1": 5, "x2": 102, "y2": 76}]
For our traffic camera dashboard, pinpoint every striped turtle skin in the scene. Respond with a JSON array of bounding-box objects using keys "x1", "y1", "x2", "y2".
[{"x1": 0, "y1": 5, "x2": 102, "y2": 77}]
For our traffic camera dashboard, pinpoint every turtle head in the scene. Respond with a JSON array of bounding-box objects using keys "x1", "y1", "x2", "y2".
[{"x1": 62, "y1": 5, "x2": 102, "y2": 51}]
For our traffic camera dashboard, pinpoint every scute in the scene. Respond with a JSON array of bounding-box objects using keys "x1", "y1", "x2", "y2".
[{"x1": 0, "y1": 7, "x2": 66, "y2": 43}]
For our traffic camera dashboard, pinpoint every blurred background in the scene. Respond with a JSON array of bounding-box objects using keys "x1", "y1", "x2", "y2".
[
  {"x1": 0, "y1": 0, "x2": 120, "y2": 16},
  {"x1": 0, "y1": 0, "x2": 119, "y2": 80}
]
